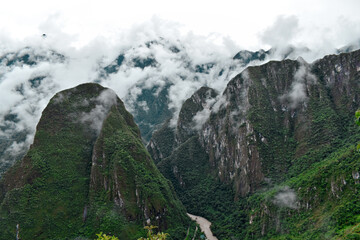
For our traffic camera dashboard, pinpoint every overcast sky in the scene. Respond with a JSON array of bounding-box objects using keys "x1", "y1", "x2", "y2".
[{"x1": 1, "y1": 0, "x2": 360, "y2": 51}]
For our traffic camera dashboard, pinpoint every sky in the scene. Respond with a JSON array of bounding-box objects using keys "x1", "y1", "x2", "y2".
[{"x1": 1, "y1": 0, "x2": 360, "y2": 51}]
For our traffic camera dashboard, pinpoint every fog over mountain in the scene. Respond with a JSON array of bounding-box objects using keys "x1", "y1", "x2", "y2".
[{"x1": 0, "y1": 14, "x2": 360, "y2": 176}]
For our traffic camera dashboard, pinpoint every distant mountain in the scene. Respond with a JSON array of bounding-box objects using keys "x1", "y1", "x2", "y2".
[
  {"x1": 0, "y1": 47, "x2": 66, "y2": 178},
  {"x1": 0, "y1": 83, "x2": 190, "y2": 240},
  {"x1": 1, "y1": 39, "x2": 358, "y2": 182},
  {"x1": 101, "y1": 40, "x2": 308, "y2": 143},
  {"x1": 0, "y1": 40, "x2": 259, "y2": 178},
  {"x1": 99, "y1": 38, "x2": 247, "y2": 142},
  {"x1": 148, "y1": 50, "x2": 360, "y2": 239},
  {"x1": 337, "y1": 39, "x2": 360, "y2": 54},
  {"x1": 0, "y1": 47, "x2": 65, "y2": 67},
  {"x1": 233, "y1": 45, "x2": 311, "y2": 64}
]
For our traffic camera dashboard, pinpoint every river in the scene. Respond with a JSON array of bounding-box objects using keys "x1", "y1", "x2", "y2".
[{"x1": 187, "y1": 213, "x2": 218, "y2": 240}]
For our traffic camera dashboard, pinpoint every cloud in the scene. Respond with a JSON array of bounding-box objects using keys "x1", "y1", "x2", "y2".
[
  {"x1": 279, "y1": 61, "x2": 317, "y2": 109},
  {"x1": 4, "y1": 135, "x2": 33, "y2": 157},
  {"x1": 137, "y1": 101, "x2": 149, "y2": 112},
  {"x1": 191, "y1": 92, "x2": 218, "y2": 131},
  {"x1": 0, "y1": 14, "x2": 359, "y2": 176},
  {"x1": 80, "y1": 89, "x2": 118, "y2": 133},
  {"x1": 192, "y1": 108, "x2": 211, "y2": 131},
  {"x1": 287, "y1": 82, "x2": 307, "y2": 108},
  {"x1": 273, "y1": 186, "x2": 299, "y2": 209},
  {"x1": 260, "y1": 15, "x2": 299, "y2": 48}
]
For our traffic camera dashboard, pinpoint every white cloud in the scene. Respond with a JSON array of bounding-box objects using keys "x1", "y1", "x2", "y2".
[
  {"x1": 0, "y1": 11, "x2": 360, "y2": 175},
  {"x1": 287, "y1": 82, "x2": 307, "y2": 108},
  {"x1": 80, "y1": 89, "x2": 118, "y2": 134},
  {"x1": 280, "y1": 62, "x2": 317, "y2": 109},
  {"x1": 273, "y1": 186, "x2": 299, "y2": 209},
  {"x1": 192, "y1": 108, "x2": 211, "y2": 131},
  {"x1": 260, "y1": 15, "x2": 299, "y2": 48}
]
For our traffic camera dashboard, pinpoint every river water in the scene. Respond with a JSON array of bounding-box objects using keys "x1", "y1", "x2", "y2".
[{"x1": 187, "y1": 213, "x2": 218, "y2": 240}]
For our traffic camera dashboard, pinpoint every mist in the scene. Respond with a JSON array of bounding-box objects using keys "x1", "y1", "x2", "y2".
[
  {"x1": 0, "y1": 15, "x2": 359, "y2": 176},
  {"x1": 273, "y1": 186, "x2": 299, "y2": 209}
]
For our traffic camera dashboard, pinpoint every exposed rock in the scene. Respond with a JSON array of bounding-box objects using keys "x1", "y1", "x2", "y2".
[{"x1": 150, "y1": 50, "x2": 360, "y2": 199}]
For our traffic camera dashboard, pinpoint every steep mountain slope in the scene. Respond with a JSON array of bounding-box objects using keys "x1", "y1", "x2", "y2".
[
  {"x1": 245, "y1": 145, "x2": 360, "y2": 239},
  {"x1": 0, "y1": 83, "x2": 190, "y2": 240},
  {"x1": 148, "y1": 50, "x2": 360, "y2": 239}
]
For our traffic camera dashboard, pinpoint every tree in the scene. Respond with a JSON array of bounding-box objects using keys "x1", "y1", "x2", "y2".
[
  {"x1": 356, "y1": 110, "x2": 360, "y2": 151},
  {"x1": 95, "y1": 225, "x2": 169, "y2": 240},
  {"x1": 95, "y1": 232, "x2": 119, "y2": 240},
  {"x1": 138, "y1": 226, "x2": 169, "y2": 240}
]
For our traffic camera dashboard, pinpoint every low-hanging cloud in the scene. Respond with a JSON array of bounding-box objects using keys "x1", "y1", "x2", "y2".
[
  {"x1": 0, "y1": 14, "x2": 359, "y2": 177},
  {"x1": 273, "y1": 186, "x2": 299, "y2": 209},
  {"x1": 279, "y1": 61, "x2": 317, "y2": 109},
  {"x1": 80, "y1": 89, "x2": 118, "y2": 133},
  {"x1": 192, "y1": 108, "x2": 212, "y2": 131},
  {"x1": 191, "y1": 93, "x2": 218, "y2": 131}
]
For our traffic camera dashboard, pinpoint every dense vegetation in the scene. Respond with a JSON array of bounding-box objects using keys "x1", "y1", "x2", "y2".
[
  {"x1": 149, "y1": 50, "x2": 360, "y2": 239},
  {"x1": 0, "y1": 49, "x2": 359, "y2": 239},
  {"x1": 0, "y1": 83, "x2": 191, "y2": 240}
]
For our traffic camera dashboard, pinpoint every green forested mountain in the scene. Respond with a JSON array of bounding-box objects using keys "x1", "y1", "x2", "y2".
[
  {"x1": 0, "y1": 83, "x2": 191, "y2": 240},
  {"x1": 148, "y1": 50, "x2": 360, "y2": 239},
  {"x1": 0, "y1": 48, "x2": 359, "y2": 240}
]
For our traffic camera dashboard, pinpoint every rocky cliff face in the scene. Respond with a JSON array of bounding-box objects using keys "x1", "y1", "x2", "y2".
[
  {"x1": 0, "y1": 83, "x2": 189, "y2": 240},
  {"x1": 148, "y1": 50, "x2": 360, "y2": 239},
  {"x1": 150, "y1": 50, "x2": 360, "y2": 199}
]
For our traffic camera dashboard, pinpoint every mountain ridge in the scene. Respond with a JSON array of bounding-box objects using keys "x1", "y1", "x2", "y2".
[
  {"x1": 148, "y1": 49, "x2": 360, "y2": 239},
  {"x1": 0, "y1": 83, "x2": 191, "y2": 240}
]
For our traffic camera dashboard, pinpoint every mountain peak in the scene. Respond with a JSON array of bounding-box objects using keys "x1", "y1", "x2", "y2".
[{"x1": 0, "y1": 83, "x2": 189, "y2": 239}]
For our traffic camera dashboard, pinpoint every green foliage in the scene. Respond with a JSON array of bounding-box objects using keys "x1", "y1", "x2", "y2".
[
  {"x1": 356, "y1": 110, "x2": 360, "y2": 151},
  {"x1": 138, "y1": 225, "x2": 169, "y2": 240},
  {"x1": 245, "y1": 145, "x2": 360, "y2": 239},
  {"x1": 94, "y1": 226, "x2": 170, "y2": 240},
  {"x1": 356, "y1": 110, "x2": 360, "y2": 127},
  {"x1": 96, "y1": 232, "x2": 119, "y2": 240},
  {"x1": 0, "y1": 83, "x2": 190, "y2": 240},
  {"x1": 157, "y1": 137, "x2": 247, "y2": 239},
  {"x1": 152, "y1": 53, "x2": 360, "y2": 239},
  {"x1": 147, "y1": 120, "x2": 175, "y2": 164}
]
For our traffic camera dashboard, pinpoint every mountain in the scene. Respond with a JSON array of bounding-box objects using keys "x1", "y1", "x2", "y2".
[
  {"x1": 0, "y1": 47, "x2": 65, "y2": 67},
  {"x1": 0, "y1": 40, "x2": 265, "y2": 178},
  {"x1": 0, "y1": 83, "x2": 191, "y2": 240},
  {"x1": 148, "y1": 50, "x2": 360, "y2": 239},
  {"x1": 100, "y1": 38, "x2": 272, "y2": 143},
  {"x1": 103, "y1": 42, "x2": 314, "y2": 144},
  {"x1": 1, "y1": 40, "x2": 354, "y2": 180},
  {"x1": 233, "y1": 46, "x2": 311, "y2": 64}
]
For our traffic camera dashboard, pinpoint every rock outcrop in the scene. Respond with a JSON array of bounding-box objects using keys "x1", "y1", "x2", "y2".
[
  {"x1": 150, "y1": 50, "x2": 360, "y2": 199},
  {"x1": 148, "y1": 49, "x2": 360, "y2": 239}
]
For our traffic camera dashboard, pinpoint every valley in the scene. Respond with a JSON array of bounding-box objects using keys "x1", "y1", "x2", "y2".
[{"x1": 0, "y1": 45, "x2": 359, "y2": 239}]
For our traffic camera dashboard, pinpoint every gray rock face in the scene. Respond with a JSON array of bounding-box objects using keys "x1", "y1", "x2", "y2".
[{"x1": 149, "y1": 50, "x2": 360, "y2": 198}]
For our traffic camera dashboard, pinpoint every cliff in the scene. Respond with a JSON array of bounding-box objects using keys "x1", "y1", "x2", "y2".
[{"x1": 148, "y1": 50, "x2": 360, "y2": 239}]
